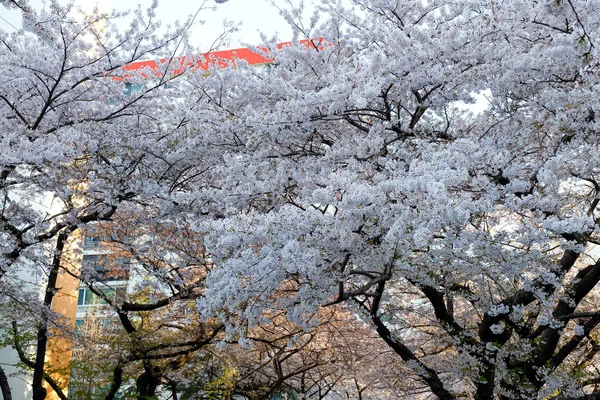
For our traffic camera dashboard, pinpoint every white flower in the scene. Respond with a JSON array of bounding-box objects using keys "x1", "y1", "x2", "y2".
[
  {"x1": 574, "y1": 325, "x2": 585, "y2": 336},
  {"x1": 488, "y1": 304, "x2": 510, "y2": 317},
  {"x1": 490, "y1": 323, "x2": 505, "y2": 335}
]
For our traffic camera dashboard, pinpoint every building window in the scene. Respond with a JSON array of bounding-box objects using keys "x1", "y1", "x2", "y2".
[
  {"x1": 76, "y1": 286, "x2": 126, "y2": 310},
  {"x1": 83, "y1": 236, "x2": 103, "y2": 249}
]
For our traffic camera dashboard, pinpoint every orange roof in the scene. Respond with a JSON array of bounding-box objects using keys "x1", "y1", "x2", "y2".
[{"x1": 116, "y1": 38, "x2": 326, "y2": 79}]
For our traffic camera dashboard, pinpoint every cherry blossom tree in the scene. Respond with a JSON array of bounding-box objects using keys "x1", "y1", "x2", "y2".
[
  {"x1": 0, "y1": 1, "x2": 233, "y2": 399},
  {"x1": 182, "y1": 0, "x2": 600, "y2": 398}
]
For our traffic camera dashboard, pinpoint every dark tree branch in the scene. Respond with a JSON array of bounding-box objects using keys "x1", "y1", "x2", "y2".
[
  {"x1": 104, "y1": 365, "x2": 123, "y2": 400},
  {"x1": 31, "y1": 231, "x2": 67, "y2": 400},
  {"x1": 531, "y1": 260, "x2": 600, "y2": 378},
  {"x1": 11, "y1": 322, "x2": 68, "y2": 400},
  {"x1": 0, "y1": 364, "x2": 12, "y2": 400},
  {"x1": 368, "y1": 311, "x2": 455, "y2": 400}
]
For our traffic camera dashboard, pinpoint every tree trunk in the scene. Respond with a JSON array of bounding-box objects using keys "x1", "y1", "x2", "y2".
[
  {"x1": 105, "y1": 366, "x2": 123, "y2": 400},
  {"x1": 32, "y1": 231, "x2": 68, "y2": 400},
  {"x1": 0, "y1": 365, "x2": 13, "y2": 400},
  {"x1": 136, "y1": 363, "x2": 161, "y2": 399}
]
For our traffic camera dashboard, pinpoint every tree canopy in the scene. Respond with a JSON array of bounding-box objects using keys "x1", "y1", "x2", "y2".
[{"x1": 2, "y1": 0, "x2": 600, "y2": 399}]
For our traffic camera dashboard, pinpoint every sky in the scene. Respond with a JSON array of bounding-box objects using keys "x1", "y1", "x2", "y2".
[{"x1": 0, "y1": 0, "x2": 315, "y2": 51}]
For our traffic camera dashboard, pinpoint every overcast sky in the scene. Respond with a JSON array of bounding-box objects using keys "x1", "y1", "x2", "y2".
[{"x1": 0, "y1": 0, "x2": 315, "y2": 51}]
